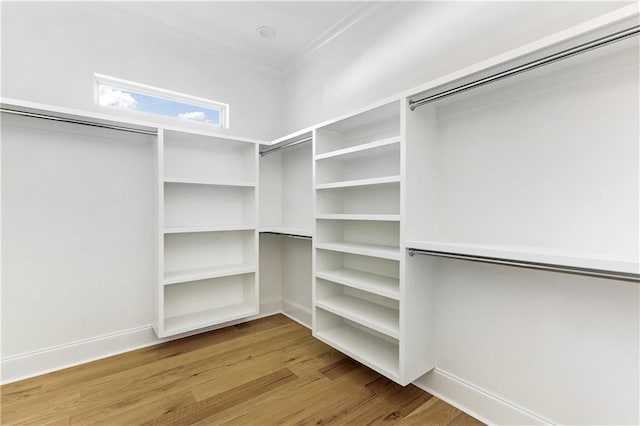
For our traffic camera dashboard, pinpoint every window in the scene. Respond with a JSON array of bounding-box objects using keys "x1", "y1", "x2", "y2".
[{"x1": 94, "y1": 74, "x2": 228, "y2": 128}]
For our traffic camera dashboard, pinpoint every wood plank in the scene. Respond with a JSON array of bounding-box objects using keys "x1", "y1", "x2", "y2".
[{"x1": 0, "y1": 314, "x2": 483, "y2": 426}]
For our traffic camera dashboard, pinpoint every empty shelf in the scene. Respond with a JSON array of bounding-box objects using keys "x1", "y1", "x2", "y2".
[
  {"x1": 315, "y1": 176, "x2": 401, "y2": 190},
  {"x1": 316, "y1": 241, "x2": 400, "y2": 260},
  {"x1": 164, "y1": 264, "x2": 255, "y2": 285},
  {"x1": 315, "y1": 136, "x2": 400, "y2": 161},
  {"x1": 316, "y1": 214, "x2": 400, "y2": 221},
  {"x1": 164, "y1": 225, "x2": 255, "y2": 234},
  {"x1": 316, "y1": 295, "x2": 399, "y2": 338},
  {"x1": 316, "y1": 268, "x2": 399, "y2": 300},
  {"x1": 164, "y1": 177, "x2": 255, "y2": 187},
  {"x1": 163, "y1": 303, "x2": 257, "y2": 336},
  {"x1": 315, "y1": 323, "x2": 399, "y2": 381}
]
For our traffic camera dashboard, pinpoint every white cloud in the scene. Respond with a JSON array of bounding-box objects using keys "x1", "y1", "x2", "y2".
[
  {"x1": 98, "y1": 85, "x2": 137, "y2": 110},
  {"x1": 178, "y1": 111, "x2": 209, "y2": 122}
]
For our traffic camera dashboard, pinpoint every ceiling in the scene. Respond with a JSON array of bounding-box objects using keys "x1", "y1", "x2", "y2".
[{"x1": 102, "y1": 2, "x2": 374, "y2": 73}]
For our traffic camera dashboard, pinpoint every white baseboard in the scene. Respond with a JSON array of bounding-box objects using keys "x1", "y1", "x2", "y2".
[
  {"x1": 1, "y1": 298, "x2": 283, "y2": 385},
  {"x1": 281, "y1": 298, "x2": 312, "y2": 329},
  {"x1": 413, "y1": 368, "x2": 554, "y2": 425}
]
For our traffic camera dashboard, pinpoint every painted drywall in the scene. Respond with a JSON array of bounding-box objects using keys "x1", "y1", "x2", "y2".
[
  {"x1": 417, "y1": 261, "x2": 639, "y2": 425},
  {"x1": 1, "y1": 114, "x2": 155, "y2": 358},
  {"x1": 282, "y1": 1, "x2": 629, "y2": 133},
  {"x1": 0, "y1": 2, "x2": 283, "y2": 140}
]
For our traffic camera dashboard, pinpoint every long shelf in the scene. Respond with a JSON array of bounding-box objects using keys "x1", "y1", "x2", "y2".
[
  {"x1": 315, "y1": 136, "x2": 400, "y2": 161},
  {"x1": 164, "y1": 177, "x2": 255, "y2": 187},
  {"x1": 405, "y1": 240, "x2": 640, "y2": 276},
  {"x1": 314, "y1": 323, "x2": 399, "y2": 382},
  {"x1": 316, "y1": 295, "x2": 399, "y2": 338},
  {"x1": 315, "y1": 175, "x2": 401, "y2": 190},
  {"x1": 316, "y1": 241, "x2": 400, "y2": 261},
  {"x1": 163, "y1": 303, "x2": 257, "y2": 336},
  {"x1": 316, "y1": 214, "x2": 400, "y2": 221},
  {"x1": 164, "y1": 264, "x2": 255, "y2": 285},
  {"x1": 164, "y1": 225, "x2": 255, "y2": 234},
  {"x1": 316, "y1": 268, "x2": 400, "y2": 300}
]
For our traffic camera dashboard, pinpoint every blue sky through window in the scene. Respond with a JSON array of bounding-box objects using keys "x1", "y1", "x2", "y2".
[{"x1": 98, "y1": 84, "x2": 221, "y2": 125}]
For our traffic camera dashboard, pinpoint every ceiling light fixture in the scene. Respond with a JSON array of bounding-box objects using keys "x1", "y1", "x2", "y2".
[{"x1": 256, "y1": 26, "x2": 277, "y2": 39}]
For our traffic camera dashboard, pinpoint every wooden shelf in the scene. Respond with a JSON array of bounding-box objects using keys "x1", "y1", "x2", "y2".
[
  {"x1": 315, "y1": 176, "x2": 401, "y2": 190},
  {"x1": 163, "y1": 303, "x2": 257, "y2": 336},
  {"x1": 405, "y1": 240, "x2": 639, "y2": 275},
  {"x1": 316, "y1": 241, "x2": 400, "y2": 260},
  {"x1": 164, "y1": 225, "x2": 255, "y2": 234},
  {"x1": 316, "y1": 295, "x2": 399, "y2": 338},
  {"x1": 316, "y1": 214, "x2": 400, "y2": 221},
  {"x1": 314, "y1": 323, "x2": 399, "y2": 381},
  {"x1": 315, "y1": 136, "x2": 400, "y2": 161},
  {"x1": 164, "y1": 264, "x2": 255, "y2": 285},
  {"x1": 164, "y1": 177, "x2": 255, "y2": 187},
  {"x1": 316, "y1": 268, "x2": 399, "y2": 300}
]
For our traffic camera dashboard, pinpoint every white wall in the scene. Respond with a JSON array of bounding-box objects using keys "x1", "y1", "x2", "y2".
[
  {"x1": 0, "y1": 2, "x2": 283, "y2": 140},
  {"x1": 1, "y1": 114, "x2": 155, "y2": 364},
  {"x1": 282, "y1": 1, "x2": 629, "y2": 133}
]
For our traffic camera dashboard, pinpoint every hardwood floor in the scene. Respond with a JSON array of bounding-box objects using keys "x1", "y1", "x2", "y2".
[{"x1": 1, "y1": 314, "x2": 483, "y2": 425}]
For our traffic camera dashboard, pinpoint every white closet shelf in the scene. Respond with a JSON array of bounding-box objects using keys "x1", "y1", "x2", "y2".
[
  {"x1": 258, "y1": 227, "x2": 313, "y2": 238},
  {"x1": 405, "y1": 240, "x2": 640, "y2": 275},
  {"x1": 316, "y1": 214, "x2": 400, "y2": 221},
  {"x1": 164, "y1": 177, "x2": 255, "y2": 187},
  {"x1": 314, "y1": 324, "x2": 399, "y2": 381},
  {"x1": 316, "y1": 295, "x2": 399, "y2": 338},
  {"x1": 163, "y1": 303, "x2": 257, "y2": 336},
  {"x1": 315, "y1": 136, "x2": 400, "y2": 161},
  {"x1": 316, "y1": 241, "x2": 400, "y2": 260},
  {"x1": 316, "y1": 268, "x2": 400, "y2": 300},
  {"x1": 164, "y1": 264, "x2": 256, "y2": 285},
  {"x1": 164, "y1": 225, "x2": 255, "y2": 234},
  {"x1": 315, "y1": 176, "x2": 401, "y2": 190}
]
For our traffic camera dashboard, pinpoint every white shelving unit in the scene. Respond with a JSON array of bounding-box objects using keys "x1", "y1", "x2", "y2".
[
  {"x1": 313, "y1": 100, "x2": 435, "y2": 386},
  {"x1": 154, "y1": 129, "x2": 259, "y2": 338}
]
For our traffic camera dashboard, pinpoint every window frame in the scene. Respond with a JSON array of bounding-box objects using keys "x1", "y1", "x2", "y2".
[{"x1": 94, "y1": 73, "x2": 229, "y2": 129}]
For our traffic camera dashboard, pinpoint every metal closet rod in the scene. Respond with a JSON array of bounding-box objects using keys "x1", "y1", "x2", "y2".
[
  {"x1": 260, "y1": 136, "x2": 312, "y2": 157},
  {"x1": 409, "y1": 25, "x2": 640, "y2": 111},
  {"x1": 260, "y1": 231, "x2": 312, "y2": 240},
  {"x1": 407, "y1": 248, "x2": 639, "y2": 282},
  {"x1": 1, "y1": 108, "x2": 158, "y2": 136}
]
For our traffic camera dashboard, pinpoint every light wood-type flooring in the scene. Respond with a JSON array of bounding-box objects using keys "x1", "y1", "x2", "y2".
[{"x1": 1, "y1": 314, "x2": 484, "y2": 425}]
